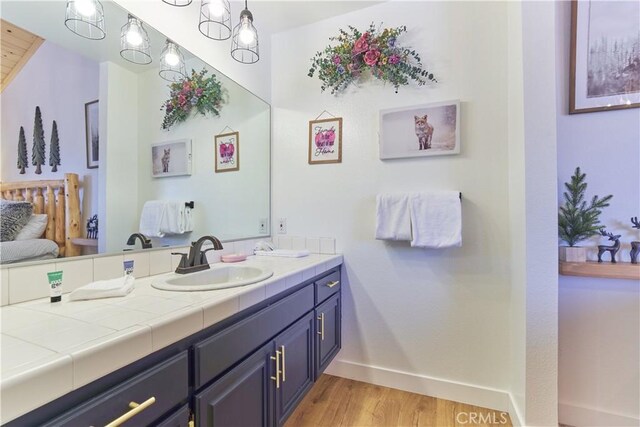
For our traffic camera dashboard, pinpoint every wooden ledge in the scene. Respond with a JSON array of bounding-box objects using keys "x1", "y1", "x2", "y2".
[{"x1": 559, "y1": 261, "x2": 640, "y2": 281}]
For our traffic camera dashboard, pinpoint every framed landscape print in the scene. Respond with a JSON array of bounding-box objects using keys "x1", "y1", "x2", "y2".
[
  {"x1": 308, "y1": 117, "x2": 342, "y2": 164},
  {"x1": 570, "y1": 0, "x2": 640, "y2": 113},
  {"x1": 151, "y1": 139, "x2": 192, "y2": 178},
  {"x1": 215, "y1": 131, "x2": 239, "y2": 173},
  {"x1": 85, "y1": 100, "x2": 99, "y2": 169},
  {"x1": 379, "y1": 100, "x2": 460, "y2": 160}
]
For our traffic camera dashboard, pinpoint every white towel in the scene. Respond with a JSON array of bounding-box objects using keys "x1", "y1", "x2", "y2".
[
  {"x1": 408, "y1": 191, "x2": 461, "y2": 248},
  {"x1": 140, "y1": 201, "x2": 166, "y2": 237},
  {"x1": 375, "y1": 194, "x2": 412, "y2": 241},
  {"x1": 254, "y1": 249, "x2": 310, "y2": 258},
  {"x1": 69, "y1": 275, "x2": 135, "y2": 301},
  {"x1": 139, "y1": 201, "x2": 193, "y2": 237}
]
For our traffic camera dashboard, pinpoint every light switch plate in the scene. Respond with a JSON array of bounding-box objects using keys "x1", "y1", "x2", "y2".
[
  {"x1": 259, "y1": 218, "x2": 268, "y2": 234},
  {"x1": 278, "y1": 218, "x2": 287, "y2": 234}
]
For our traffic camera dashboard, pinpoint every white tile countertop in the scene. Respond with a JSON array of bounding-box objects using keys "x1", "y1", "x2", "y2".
[{"x1": 0, "y1": 253, "x2": 343, "y2": 423}]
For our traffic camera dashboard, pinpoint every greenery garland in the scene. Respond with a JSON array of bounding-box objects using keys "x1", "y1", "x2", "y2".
[
  {"x1": 308, "y1": 23, "x2": 437, "y2": 94},
  {"x1": 162, "y1": 68, "x2": 223, "y2": 130}
]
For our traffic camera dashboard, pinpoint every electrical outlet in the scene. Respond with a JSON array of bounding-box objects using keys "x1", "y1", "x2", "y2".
[
  {"x1": 278, "y1": 218, "x2": 287, "y2": 234},
  {"x1": 259, "y1": 218, "x2": 268, "y2": 234}
]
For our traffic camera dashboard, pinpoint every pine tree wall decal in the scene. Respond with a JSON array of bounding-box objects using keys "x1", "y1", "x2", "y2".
[
  {"x1": 17, "y1": 126, "x2": 28, "y2": 174},
  {"x1": 49, "y1": 120, "x2": 61, "y2": 172},
  {"x1": 32, "y1": 106, "x2": 46, "y2": 175}
]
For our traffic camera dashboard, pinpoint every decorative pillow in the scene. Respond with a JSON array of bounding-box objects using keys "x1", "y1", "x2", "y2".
[
  {"x1": 15, "y1": 214, "x2": 48, "y2": 240},
  {"x1": 0, "y1": 200, "x2": 33, "y2": 242}
]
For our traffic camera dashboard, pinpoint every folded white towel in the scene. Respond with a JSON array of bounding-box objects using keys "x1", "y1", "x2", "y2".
[
  {"x1": 409, "y1": 191, "x2": 461, "y2": 248},
  {"x1": 254, "y1": 249, "x2": 310, "y2": 258},
  {"x1": 161, "y1": 201, "x2": 187, "y2": 234},
  {"x1": 140, "y1": 201, "x2": 166, "y2": 237},
  {"x1": 375, "y1": 194, "x2": 412, "y2": 241},
  {"x1": 69, "y1": 275, "x2": 135, "y2": 301}
]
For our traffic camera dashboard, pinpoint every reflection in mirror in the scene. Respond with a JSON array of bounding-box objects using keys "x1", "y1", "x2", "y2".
[{"x1": 0, "y1": 0, "x2": 270, "y2": 265}]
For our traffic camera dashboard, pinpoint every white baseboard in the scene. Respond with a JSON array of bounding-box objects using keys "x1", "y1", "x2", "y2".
[
  {"x1": 559, "y1": 402, "x2": 640, "y2": 427},
  {"x1": 508, "y1": 394, "x2": 524, "y2": 427},
  {"x1": 325, "y1": 359, "x2": 511, "y2": 413}
]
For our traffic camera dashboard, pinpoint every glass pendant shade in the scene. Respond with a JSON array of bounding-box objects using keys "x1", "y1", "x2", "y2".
[
  {"x1": 199, "y1": 0, "x2": 232, "y2": 40},
  {"x1": 120, "y1": 15, "x2": 152, "y2": 65},
  {"x1": 231, "y1": 6, "x2": 259, "y2": 64},
  {"x1": 160, "y1": 40, "x2": 187, "y2": 82},
  {"x1": 64, "y1": 0, "x2": 106, "y2": 40},
  {"x1": 162, "y1": 0, "x2": 192, "y2": 6}
]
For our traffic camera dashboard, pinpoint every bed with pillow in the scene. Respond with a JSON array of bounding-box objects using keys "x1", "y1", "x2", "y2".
[{"x1": 0, "y1": 173, "x2": 82, "y2": 264}]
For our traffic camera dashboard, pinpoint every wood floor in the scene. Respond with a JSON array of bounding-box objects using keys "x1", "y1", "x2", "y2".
[{"x1": 285, "y1": 375, "x2": 512, "y2": 427}]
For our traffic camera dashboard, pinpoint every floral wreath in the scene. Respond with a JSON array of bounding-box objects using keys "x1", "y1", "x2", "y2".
[
  {"x1": 162, "y1": 68, "x2": 224, "y2": 130},
  {"x1": 308, "y1": 24, "x2": 437, "y2": 94}
]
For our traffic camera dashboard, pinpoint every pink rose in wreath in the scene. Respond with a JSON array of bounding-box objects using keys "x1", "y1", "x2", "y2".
[
  {"x1": 364, "y1": 49, "x2": 381, "y2": 66},
  {"x1": 352, "y1": 34, "x2": 370, "y2": 55}
]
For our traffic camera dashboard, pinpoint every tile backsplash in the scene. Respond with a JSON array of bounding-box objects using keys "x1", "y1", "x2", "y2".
[{"x1": 0, "y1": 236, "x2": 336, "y2": 306}]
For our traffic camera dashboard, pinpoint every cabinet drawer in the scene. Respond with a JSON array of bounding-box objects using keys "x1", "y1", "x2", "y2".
[
  {"x1": 156, "y1": 404, "x2": 190, "y2": 427},
  {"x1": 194, "y1": 284, "x2": 314, "y2": 389},
  {"x1": 45, "y1": 351, "x2": 189, "y2": 427},
  {"x1": 315, "y1": 269, "x2": 340, "y2": 304}
]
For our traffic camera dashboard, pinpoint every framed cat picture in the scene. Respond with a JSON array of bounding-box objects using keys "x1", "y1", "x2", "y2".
[
  {"x1": 151, "y1": 139, "x2": 192, "y2": 178},
  {"x1": 379, "y1": 100, "x2": 460, "y2": 160}
]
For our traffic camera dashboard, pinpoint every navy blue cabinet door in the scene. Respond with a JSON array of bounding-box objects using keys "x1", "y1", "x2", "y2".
[
  {"x1": 156, "y1": 404, "x2": 190, "y2": 427},
  {"x1": 315, "y1": 293, "x2": 341, "y2": 377},
  {"x1": 274, "y1": 312, "x2": 315, "y2": 426},
  {"x1": 195, "y1": 342, "x2": 274, "y2": 427}
]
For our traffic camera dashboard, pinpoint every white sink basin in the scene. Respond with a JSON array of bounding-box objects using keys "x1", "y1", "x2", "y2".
[{"x1": 152, "y1": 265, "x2": 273, "y2": 291}]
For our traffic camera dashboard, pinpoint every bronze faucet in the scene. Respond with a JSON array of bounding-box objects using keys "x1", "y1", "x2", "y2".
[
  {"x1": 173, "y1": 235, "x2": 224, "y2": 274},
  {"x1": 126, "y1": 233, "x2": 152, "y2": 249}
]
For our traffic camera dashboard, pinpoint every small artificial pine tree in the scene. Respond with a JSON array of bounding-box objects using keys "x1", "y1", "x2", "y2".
[
  {"x1": 558, "y1": 167, "x2": 613, "y2": 247},
  {"x1": 32, "y1": 106, "x2": 45, "y2": 175},
  {"x1": 49, "y1": 120, "x2": 60, "y2": 172},
  {"x1": 17, "y1": 126, "x2": 28, "y2": 174}
]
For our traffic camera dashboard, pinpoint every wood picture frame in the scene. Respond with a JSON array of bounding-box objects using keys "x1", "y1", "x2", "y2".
[
  {"x1": 308, "y1": 117, "x2": 342, "y2": 165},
  {"x1": 151, "y1": 139, "x2": 192, "y2": 178},
  {"x1": 84, "y1": 100, "x2": 99, "y2": 169},
  {"x1": 570, "y1": 0, "x2": 640, "y2": 114},
  {"x1": 214, "y1": 131, "x2": 239, "y2": 173}
]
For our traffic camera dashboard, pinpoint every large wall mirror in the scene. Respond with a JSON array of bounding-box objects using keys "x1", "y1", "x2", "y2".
[{"x1": 0, "y1": 0, "x2": 270, "y2": 265}]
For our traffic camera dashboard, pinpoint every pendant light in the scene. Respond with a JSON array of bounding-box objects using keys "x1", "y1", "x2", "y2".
[
  {"x1": 199, "y1": 0, "x2": 231, "y2": 40},
  {"x1": 120, "y1": 15, "x2": 152, "y2": 65},
  {"x1": 160, "y1": 39, "x2": 187, "y2": 82},
  {"x1": 64, "y1": 0, "x2": 106, "y2": 40},
  {"x1": 162, "y1": 0, "x2": 192, "y2": 6},
  {"x1": 231, "y1": 0, "x2": 259, "y2": 64}
]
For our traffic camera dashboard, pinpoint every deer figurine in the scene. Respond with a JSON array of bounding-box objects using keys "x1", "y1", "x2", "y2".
[
  {"x1": 630, "y1": 217, "x2": 640, "y2": 264},
  {"x1": 597, "y1": 229, "x2": 621, "y2": 263}
]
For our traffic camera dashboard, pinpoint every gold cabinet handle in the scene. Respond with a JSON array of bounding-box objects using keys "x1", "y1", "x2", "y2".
[
  {"x1": 104, "y1": 396, "x2": 156, "y2": 427},
  {"x1": 317, "y1": 313, "x2": 325, "y2": 341},
  {"x1": 280, "y1": 345, "x2": 286, "y2": 382},
  {"x1": 326, "y1": 280, "x2": 340, "y2": 288},
  {"x1": 270, "y1": 350, "x2": 282, "y2": 389},
  {"x1": 188, "y1": 412, "x2": 195, "y2": 427}
]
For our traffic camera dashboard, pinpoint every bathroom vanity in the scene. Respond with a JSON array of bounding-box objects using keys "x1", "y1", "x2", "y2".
[{"x1": 2, "y1": 255, "x2": 342, "y2": 426}]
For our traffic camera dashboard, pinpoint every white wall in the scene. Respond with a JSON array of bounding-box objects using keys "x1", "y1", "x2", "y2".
[
  {"x1": 98, "y1": 62, "x2": 140, "y2": 253},
  {"x1": 272, "y1": 0, "x2": 514, "y2": 411},
  {"x1": 136, "y1": 58, "x2": 270, "y2": 245},
  {"x1": 518, "y1": 2, "x2": 560, "y2": 425},
  {"x1": 113, "y1": 0, "x2": 271, "y2": 103},
  {"x1": 555, "y1": 1, "x2": 640, "y2": 426},
  {"x1": 0, "y1": 41, "x2": 99, "y2": 230}
]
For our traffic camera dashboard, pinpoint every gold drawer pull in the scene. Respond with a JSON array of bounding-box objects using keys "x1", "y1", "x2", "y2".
[
  {"x1": 325, "y1": 280, "x2": 340, "y2": 288},
  {"x1": 317, "y1": 313, "x2": 325, "y2": 340},
  {"x1": 104, "y1": 396, "x2": 156, "y2": 427},
  {"x1": 270, "y1": 350, "x2": 282, "y2": 389},
  {"x1": 280, "y1": 345, "x2": 286, "y2": 382}
]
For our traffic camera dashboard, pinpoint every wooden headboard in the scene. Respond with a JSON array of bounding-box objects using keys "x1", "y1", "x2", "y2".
[{"x1": 0, "y1": 173, "x2": 82, "y2": 257}]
